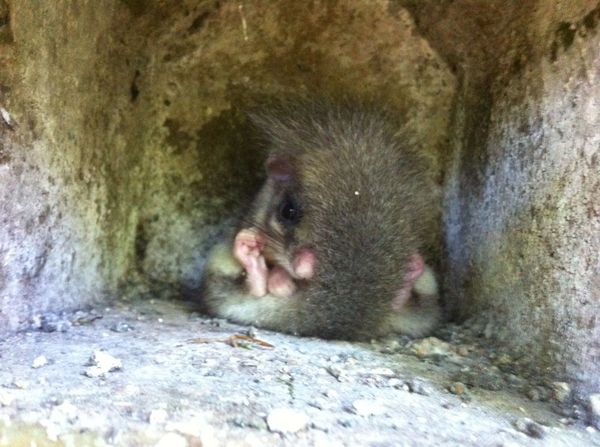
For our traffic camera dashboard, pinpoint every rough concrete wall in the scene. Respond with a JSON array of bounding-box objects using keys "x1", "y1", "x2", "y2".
[
  {"x1": 464, "y1": 2, "x2": 600, "y2": 396},
  {"x1": 4, "y1": 0, "x2": 596, "y2": 400},
  {"x1": 0, "y1": 0, "x2": 454, "y2": 332},
  {"x1": 0, "y1": 1, "x2": 145, "y2": 332},
  {"x1": 405, "y1": 0, "x2": 600, "y2": 396}
]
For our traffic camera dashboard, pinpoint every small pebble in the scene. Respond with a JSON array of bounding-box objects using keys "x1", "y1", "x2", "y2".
[
  {"x1": 309, "y1": 397, "x2": 336, "y2": 411},
  {"x1": 207, "y1": 318, "x2": 222, "y2": 327},
  {"x1": 526, "y1": 385, "x2": 549, "y2": 402},
  {"x1": 513, "y1": 417, "x2": 545, "y2": 439},
  {"x1": 84, "y1": 350, "x2": 122, "y2": 378},
  {"x1": 40, "y1": 313, "x2": 72, "y2": 333},
  {"x1": 155, "y1": 432, "x2": 187, "y2": 447},
  {"x1": 405, "y1": 379, "x2": 432, "y2": 396},
  {"x1": 12, "y1": 379, "x2": 29, "y2": 389},
  {"x1": 71, "y1": 310, "x2": 102, "y2": 325},
  {"x1": 279, "y1": 373, "x2": 293, "y2": 383},
  {"x1": 448, "y1": 382, "x2": 466, "y2": 395},
  {"x1": 32, "y1": 355, "x2": 49, "y2": 369},
  {"x1": 337, "y1": 418, "x2": 355, "y2": 428},
  {"x1": 231, "y1": 415, "x2": 267, "y2": 430},
  {"x1": 484, "y1": 321, "x2": 494, "y2": 339},
  {"x1": 44, "y1": 396, "x2": 63, "y2": 406},
  {"x1": 387, "y1": 378, "x2": 404, "y2": 388},
  {"x1": 266, "y1": 408, "x2": 309, "y2": 433},
  {"x1": 505, "y1": 374, "x2": 525, "y2": 387},
  {"x1": 350, "y1": 399, "x2": 386, "y2": 416},
  {"x1": 326, "y1": 365, "x2": 345, "y2": 381},
  {"x1": 0, "y1": 389, "x2": 15, "y2": 406},
  {"x1": 309, "y1": 399, "x2": 325, "y2": 410},
  {"x1": 323, "y1": 389, "x2": 338, "y2": 399},
  {"x1": 551, "y1": 382, "x2": 571, "y2": 403},
  {"x1": 368, "y1": 367, "x2": 395, "y2": 377},
  {"x1": 310, "y1": 418, "x2": 330, "y2": 432},
  {"x1": 149, "y1": 408, "x2": 169, "y2": 424},
  {"x1": 124, "y1": 385, "x2": 140, "y2": 395},
  {"x1": 494, "y1": 353, "x2": 512, "y2": 366},
  {"x1": 527, "y1": 387, "x2": 541, "y2": 401},
  {"x1": 455, "y1": 366, "x2": 503, "y2": 391},
  {"x1": 153, "y1": 355, "x2": 168, "y2": 365},
  {"x1": 167, "y1": 416, "x2": 219, "y2": 441},
  {"x1": 379, "y1": 338, "x2": 401, "y2": 353},
  {"x1": 110, "y1": 322, "x2": 134, "y2": 333},
  {"x1": 410, "y1": 337, "x2": 454, "y2": 359},
  {"x1": 49, "y1": 400, "x2": 79, "y2": 423},
  {"x1": 455, "y1": 346, "x2": 470, "y2": 357},
  {"x1": 0, "y1": 106, "x2": 13, "y2": 127},
  {"x1": 589, "y1": 394, "x2": 600, "y2": 429}
]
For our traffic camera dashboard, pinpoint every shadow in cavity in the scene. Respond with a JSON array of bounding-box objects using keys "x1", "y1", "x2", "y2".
[{"x1": 192, "y1": 105, "x2": 266, "y2": 212}]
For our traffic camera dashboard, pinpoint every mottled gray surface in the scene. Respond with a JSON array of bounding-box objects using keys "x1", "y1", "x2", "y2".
[
  {"x1": 0, "y1": 0, "x2": 598, "y2": 412},
  {"x1": 404, "y1": 0, "x2": 600, "y2": 396},
  {"x1": 0, "y1": 300, "x2": 598, "y2": 446}
]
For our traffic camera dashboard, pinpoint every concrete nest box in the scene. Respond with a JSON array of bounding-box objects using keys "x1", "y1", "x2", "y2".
[{"x1": 0, "y1": 0, "x2": 599, "y2": 444}]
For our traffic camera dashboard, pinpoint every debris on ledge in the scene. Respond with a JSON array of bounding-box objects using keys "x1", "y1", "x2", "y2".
[{"x1": 0, "y1": 299, "x2": 598, "y2": 446}]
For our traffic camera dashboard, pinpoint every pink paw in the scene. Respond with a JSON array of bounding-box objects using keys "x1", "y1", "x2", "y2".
[
  {"x1": 404, "y1": 253, "x2": 425, "y2": 282},
  {"x1": 267, "y1": 266, "x2": 297, "y2": 298},
  {"x1": 234, "y1": 229, "x2": 268, "y2": 297},
  {"x1": 392, "y1": 253, "x2": 425, "y2": 311}
]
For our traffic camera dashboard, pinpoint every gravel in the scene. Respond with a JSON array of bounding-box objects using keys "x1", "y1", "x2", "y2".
[
  {"x1": 0, "y1": 299, "x2": 598, "y2": 446},
  {"x1": 589, "y1": 394, "x2": 600, "y2": 430},
  {"x1": 266, "y1": 408, "x2": 310, "y2": 433}
]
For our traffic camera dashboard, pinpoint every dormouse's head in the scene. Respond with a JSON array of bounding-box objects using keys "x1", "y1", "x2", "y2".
[
  {"x1": 252, "y1": 153, "x2": 313, "y2": 280},
  {"x1": 248, "y1": 98, "x2": 437, "y2": 339}
]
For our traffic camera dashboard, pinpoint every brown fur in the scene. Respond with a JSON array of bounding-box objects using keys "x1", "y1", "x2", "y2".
[{"x1": 201, "y1": 98, "x2": 440, "y2": 340}]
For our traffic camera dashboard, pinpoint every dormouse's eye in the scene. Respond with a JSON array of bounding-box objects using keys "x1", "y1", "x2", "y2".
[{"x1": 278, "y1": 195, "x2": 302, "y2": 225}]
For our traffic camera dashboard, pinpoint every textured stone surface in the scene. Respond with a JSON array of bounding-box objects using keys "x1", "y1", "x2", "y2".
[
  {"x1": 404, "y1": 0, "x2": 600, "y2": 396},
  {"x1": 1, "y1": 1, "x2": 141, "y2": 332},
  {"x1": 0, "y1": 0, "x2": 598, "y2": 402},
  {"x1": 0, "y1": 1, "x2": 453, "y2": 328},
  {"x1": 0, "y1": 300, "x2": 597, "y2": 446}
]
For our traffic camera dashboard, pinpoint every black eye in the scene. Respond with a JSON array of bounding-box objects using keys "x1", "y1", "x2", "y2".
[{"x1": 278, "y1": 195, "x2": 302, "y2": 225}]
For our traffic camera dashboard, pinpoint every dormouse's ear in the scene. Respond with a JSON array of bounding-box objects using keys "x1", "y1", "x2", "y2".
[{"x1": 265, "y1": 154, "x2": 294, "y2": 182}]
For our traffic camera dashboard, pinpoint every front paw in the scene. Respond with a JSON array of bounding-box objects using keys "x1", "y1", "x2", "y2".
[
  {"x1": 267, "y1": 265, "x2": 297, "y2": 298},
  {"x1": 234, "y1": 229, "x2": 268, "y2": 297}
]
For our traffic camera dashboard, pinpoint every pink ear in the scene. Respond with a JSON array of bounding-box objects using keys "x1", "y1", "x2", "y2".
[{"x1": 265, "y1": 155, "x2": 294, "y2": 182}]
